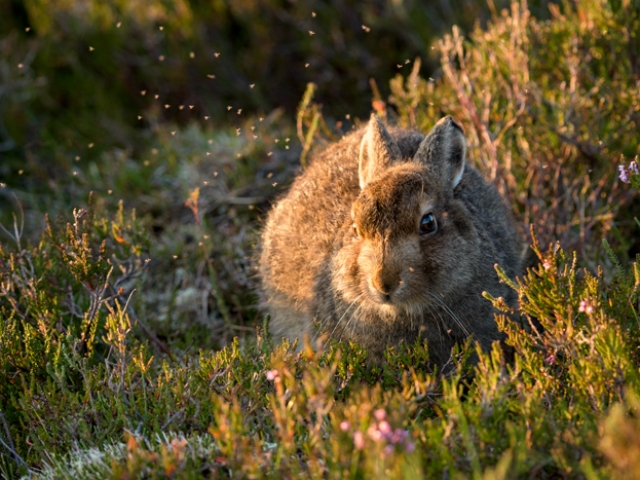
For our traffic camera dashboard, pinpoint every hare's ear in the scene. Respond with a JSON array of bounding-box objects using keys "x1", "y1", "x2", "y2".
[
  {"x1": 414, "y1": 116, "x2": 466, "y2": 189},
  {"x1": 358, "y1": 114, "x2": 402, "y2": 189}
]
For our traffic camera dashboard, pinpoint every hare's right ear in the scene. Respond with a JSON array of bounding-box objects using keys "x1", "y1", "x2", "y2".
[
  {"x1": 414, "y1": 116, "x2": 466, "y2": 190},
  {"x1": 358, "y1": 114, "x2": 402, "y2": 189}
]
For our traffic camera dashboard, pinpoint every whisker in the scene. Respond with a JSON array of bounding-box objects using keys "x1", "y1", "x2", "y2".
[
  {"x1": 330, "y1": 293, "x2": 364, "y2": 340},
  {"x1": 425, "y1": 291, "x2": 471, "y2": 336},
  {"x1": 426, "y1": 302, "x2": 447, "y2": 349},
  {"x1": 340, "y1": 301, "x2": 365, "y2": 342},
  {"x1": 311, "y1": 292, "x2": 361, "y2": 343}
]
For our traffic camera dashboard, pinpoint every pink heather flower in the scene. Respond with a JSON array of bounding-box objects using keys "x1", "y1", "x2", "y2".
[
  {"x1": 544, "y1": 354, "x2": 556, "y2": 365},
  {"x1": 377, "y1": 420, "x2": 392, "y2": 436},
  {"x1": 367, "y1": 425, "x2": 383, "y2": 442},
  {"x1": 365, "y1": 409, "x2": 414, "y2": 452},
  {"x1": 339, "y1": 421, "x2": 351, "y2": 432},
  {"x1": 353, "y1": 431, "x2": 365, "y2": 450},
  {"x1": 579, "y1": 300, "x2": 594, "y2": 314},
  {"x1": 265, "y1": 369, "x2": 279, "y2": 381},
  {"x1": 405, "y1": 441, "x2": 416, "y2": 453},
  {"x1": 619, "y1": 160, "x2": 639, "y2": 184},
  {"x1": 542, "y1": 260, "x2": 551, "y2": 270}
]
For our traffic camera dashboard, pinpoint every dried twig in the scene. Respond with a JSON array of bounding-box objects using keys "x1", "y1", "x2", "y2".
[{"x1": 0, "y1": 408, "x2": 28, "y2": 471}]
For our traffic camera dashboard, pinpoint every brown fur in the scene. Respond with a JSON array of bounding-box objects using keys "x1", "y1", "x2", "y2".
[{"x1": 258, "y1": 115, "x2": 521, "y2": 365}]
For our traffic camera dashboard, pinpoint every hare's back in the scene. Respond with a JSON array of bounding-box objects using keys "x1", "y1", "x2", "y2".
[{"x1": 456, "y1": 166, "x2": 521, "y2": 279}]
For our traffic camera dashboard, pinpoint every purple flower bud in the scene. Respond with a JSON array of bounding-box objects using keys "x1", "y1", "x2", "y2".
[
  {"x1": 353, "y1": 431, "x2": 365, "y2": 450},
  {"x1": 620, "y1": 161, "x2": 639, "y2": 183},
  {"x1": 391, "y1": 428, "x2": 409, "y2": 443},
  {"x1": 383, "y1": 445, "x2": 394, "y2": 457},
  {"x1": 544, "y1": 354, "x2": 556, "y2": 365},
  {"x1": 340, "y1": 421, "x2": 351, "y2": 432},
  {"x1": 619, "y1": 165, "x2": 630, "y2": 183},
  {"x1": 405, "y1": 441, "x2": 416, "y2": 453}
]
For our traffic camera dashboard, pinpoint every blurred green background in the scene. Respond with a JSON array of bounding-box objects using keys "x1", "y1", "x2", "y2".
[{"x1": 0, "y1": 0, "x2": 549, "y2": 206}]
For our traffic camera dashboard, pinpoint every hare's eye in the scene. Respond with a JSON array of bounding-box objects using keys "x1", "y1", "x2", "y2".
[{"x1": 419, "y1": 213, "x2": 437, "y2": 235}]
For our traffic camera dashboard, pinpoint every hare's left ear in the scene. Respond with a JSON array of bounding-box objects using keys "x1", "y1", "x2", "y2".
[
  {"x1": 414, "y1": 116, "x2": 466, "y2": 189},
  {"x1": 358, "y1": 114, "x2": 402, "y2": 189}
]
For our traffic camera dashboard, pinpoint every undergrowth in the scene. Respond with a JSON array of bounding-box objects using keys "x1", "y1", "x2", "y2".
[{"x1": 1, "y1": 0, "x2": 640, "y2": 479}]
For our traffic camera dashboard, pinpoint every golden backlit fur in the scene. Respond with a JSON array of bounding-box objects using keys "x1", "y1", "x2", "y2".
[{"x1": 258, "y1": 115, "x2": 521, "y2": 365}]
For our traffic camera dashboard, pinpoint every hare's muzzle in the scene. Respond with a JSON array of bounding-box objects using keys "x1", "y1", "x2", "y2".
[{"x1": 370, "y1": 267, "x2": 399, "y2": 304}]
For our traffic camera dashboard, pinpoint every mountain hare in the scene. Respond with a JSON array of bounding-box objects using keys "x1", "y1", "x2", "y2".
[{"x1": 258, "y1": 115, "x2": 520, "y2": 364}]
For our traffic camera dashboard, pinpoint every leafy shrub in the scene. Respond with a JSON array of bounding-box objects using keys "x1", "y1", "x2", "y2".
[
  {"x1": 0, "y1": 196, "x2": 150, "y2": 476},
  {"x1": 3, "y1": 236, "x2": 638, "y2": 477}
]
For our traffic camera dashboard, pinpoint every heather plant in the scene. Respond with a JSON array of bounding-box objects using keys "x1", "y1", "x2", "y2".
[
  {"x1": 0, "y1": 0, "x2": 639, "y2": 479},
  {"x1": 4, "y1": 239, "x2": 638, "y2": 478}
]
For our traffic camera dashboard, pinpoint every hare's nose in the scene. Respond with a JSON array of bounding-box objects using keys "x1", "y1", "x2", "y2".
[{"x1": 371, "y1": 269, "x2": 396, "y2": 301}]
